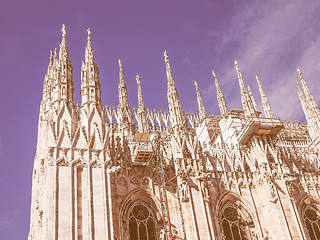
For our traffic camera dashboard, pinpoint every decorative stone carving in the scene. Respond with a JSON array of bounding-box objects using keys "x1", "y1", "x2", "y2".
[
  {"x1": 57, "y1": 158, "x2": 70, "y2": 167},
  {"x1": 197, "y1": 170, "x2": 210, "y2": 201},
  {"x1": 179, "y1": 171, "x2": 189, "y2": 202},
  {"x1": 30, "y1": 25, "x2": 320, "y2": 240},
  {"x1": 263, "y1": 229, "x2": 271, "y2": 240}
]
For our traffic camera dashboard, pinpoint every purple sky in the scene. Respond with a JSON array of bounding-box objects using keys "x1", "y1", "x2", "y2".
[{"x1": 1, "y1": 0, "x2": 320, "y2": 238}]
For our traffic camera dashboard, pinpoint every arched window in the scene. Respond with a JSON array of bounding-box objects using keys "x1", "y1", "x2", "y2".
[
  {"x1": 219, "y1": 200, "x2": 255, "y2": 240},
  {"x1": 302, "y1": 204, "x2": 320, "y2": 240},
  {"x1": 128, "y1": 201, "x2": 156, "y2": 240}
]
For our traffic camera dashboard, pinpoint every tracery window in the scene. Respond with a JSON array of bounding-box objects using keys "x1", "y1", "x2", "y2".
[
  {"x1": 220, "y1": 201, "x2": 254, "y2": 240},
  {"x1": 128, "y1": 201, "x2": 156, "y2": 240},
  {"x1": 302, "y1": 205, "x2": 320, "y2": 240}
]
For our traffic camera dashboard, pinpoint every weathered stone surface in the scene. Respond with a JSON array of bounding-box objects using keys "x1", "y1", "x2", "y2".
[{"x1": 29, "y1": 25, "x2": 320, "y2": 240}]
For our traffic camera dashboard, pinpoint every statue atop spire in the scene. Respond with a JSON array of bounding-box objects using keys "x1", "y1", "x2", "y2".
[
  {"x1": 59, "y1": 24, "x2": 68, "y2": 61},
  {"x1": 85, "y1": 28, "x2": 94, "y2": 63},
  {"x1": 61, "y1": 24, "x2": 66, "y2": 43},
  {"x1": 212, "y1": 70, "x2": 229, "y2": 117},
  {"x1": 136, "y1": 75, "x2": 145, "y2": 109},
  {"x1": 80, "y1": 27, "x2": 101, "y2": 112},
  {"x1": 87, "y1": 28, "x2": 91, "y2": 38},
  {"x1": 256, "y1": 75, "x2": 274, "y2": 118},
  {"x1": 193, "y1": 80, "x2": 206, "y2": 120},
  {"x1": 118, "y1": 59, "x2": 130, "y2": 114},
  {"x1": 119, "y1": 59, "x2": 125, "y2": 84},
  {"x1": 43, "y1": 24, "x2": 74, "y2": 112},
  {"x1": 234, "y1": 60, "x2": 257, "y2": 118}
]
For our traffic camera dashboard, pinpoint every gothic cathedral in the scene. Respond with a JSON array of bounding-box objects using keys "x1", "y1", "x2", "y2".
[{"x1": 29, "y1": 25, "x2": 320, "y2": 240}]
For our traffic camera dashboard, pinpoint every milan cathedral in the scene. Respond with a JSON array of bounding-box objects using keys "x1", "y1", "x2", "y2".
[{"x1": 29, "y1": 25, "x2": 320, "y2": 240}]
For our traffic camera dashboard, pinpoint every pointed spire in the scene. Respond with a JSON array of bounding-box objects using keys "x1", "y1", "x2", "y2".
[
  {"x1": 136, "y1": 75, "x2": 145, "y2": 109},
  {"x1": 59, "y1": 24, "x2": 68, "y2": 61},
  {"x1": 296, "y1": 79, "x2": 310, "y2": 122},
  {"x1": 193, "y1": 80, "x2": 206, "y2": 120},
  {"x1": 296, "y1": 79, "x2": 318, "y2": 140},
  {"x1": 85, "y1": 28, "x2": 94, "y2": 63},
  {"x1": 119, "y1": 59, "x2": 125, "y2": 85},
  {"x1": 53, "y1": 48, "x2": 57, "y2": 59},
  {"x1": 247, "y1": 86, "x2": 258, "y2": 111},
  {"x1": 297, "y1": 67, "x2": 320, "y2": 140},
  {"x1": 164, "y1": 51, "x2": 186, "y2": 130},
  {"x1": 164, "y1": 50, "x2": 174, "y2": 85},
  {"x1": 136, "y1": 75, "x2": 149, "y2": 133},
  {"x1": 118, "y1": 59, "x2": 130, "y2": 112},
  {"x1": 44, "y1": 25, "x2": 74, "y2": 112},
  {"x1": 80, "y1": 28, "x2": 101, "y2": 112},
  {"x1": 212, "y1": 70, "x2": 229, "y2": 117},
  {"x1": 256, "y1": 75, "x2": 274, "y2": 118},
  {"x1": 234, "y1": 60, "x2": 257, "y2": 118},
  {"x1": 61, "y1": 24, "x2": 66, "y2": 43},
  {"x1": 297, "y1": 67, "x2": 320, "y2": 119},
  {"x1": 49, "y1": 50, "x2": 53, "y2": 65}
]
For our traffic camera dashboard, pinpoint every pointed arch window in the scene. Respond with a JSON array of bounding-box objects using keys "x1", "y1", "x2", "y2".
[
  {"x1": 302, "y1": 204, "x2": 320, "y2": 240},
  {"x1": 128, "y1": 201, "x2": 156, "y2": 240},
  {"x1": 219, "y1": 200, "x2": 255, "y2": 240}
]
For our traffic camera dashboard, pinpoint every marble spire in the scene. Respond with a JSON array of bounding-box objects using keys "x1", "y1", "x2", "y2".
[
  {"x1": 136, "y1": 75, "x2": 145, "y2": 109},
  {"x1": 212, "y1": 70, "x2": 228, "y2": 117},
  {"x1": 136, "y1": 75, "x2": 149, "y2": 133},
  {"x1": 297, "y1": 67, "x2": 320, "y2": 120},
  {"x1": 247, "y1": 86, "x2": 258, "y2": 112},
  {"x1": 80, "y1": 28, "x2": 102, "y2": 112},
  {"x1": 164, "y1": 51, "x2": 186, "y2": 129},
  {"x1": 234, "y1": 60, "x2": 257, "y2": 118},
  {"x1": 256, "y1": 75, "x2": 274, "y2": 118},
  {"x1": 193, "y1": 80, "x2": 206, "y2": 120},
  {"x1": 117, "y1": 59, "x2": 131, "y2": 124},
  {"x1": 297, "y1": 68, "x2": 320, "y2": 140},
  {"x1": 118, "y1": 59, "x2": 129, "y2": 110},
  {"x1": 50, "y1": 24, "x2": 74, "y2": 110},
  {"x1": 85, "y1": 28, "x2": 94, "y2": 63},
  {"x1": 59, "y1": 24, "x2": 68, "y2": 62}
]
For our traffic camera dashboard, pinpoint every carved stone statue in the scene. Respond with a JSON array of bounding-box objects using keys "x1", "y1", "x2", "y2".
[{"x1": 179, "y1": 172, "x2": 189, "y2": 202}]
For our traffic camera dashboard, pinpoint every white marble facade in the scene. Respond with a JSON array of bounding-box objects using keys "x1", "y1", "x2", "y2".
[{"x1": 29, "y1": 25, "x2": 320, "y2": 240}]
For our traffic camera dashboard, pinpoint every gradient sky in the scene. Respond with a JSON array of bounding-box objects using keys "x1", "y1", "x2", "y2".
[{"x1": 1, "y1": 0, "x2": 320, "y2": 238}]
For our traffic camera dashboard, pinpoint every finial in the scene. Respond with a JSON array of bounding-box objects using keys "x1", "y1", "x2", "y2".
[
  {"x1": 234, "y1": 59, "x2": 239, "y2": 69},
  {"x1": 61, "y1": 24, "x2": 66, "y2": 39},
  {"x1": 86, "y1": 28, "x2": 91, "y2": 38},
  {"x1": 54, "y1": 48, "x2": 57, "y2": 59},
  {"x1": 256, "y1": 75, "x2": 259, "y2": 81},
  {"x1": 118, "y1": 59, "x2": 122, "y2": 68},
  {"x1": 193, "y1": 80, "x2": 198, "y2": 88},
  {"x1": 297, "y1": 67, "x2": 303, "y2": 78},
  {"x1": 164, "y1": 50, "x2": 169, "y2": 62},
  {"x1": 212, "y1": 70, "x2": 217, "y2": 79},
  {"x1": 50, "y1": 50, "x2": 53, "y2": 62},
  {"x1": 136, "y1": 74, "x2": 140, "y2": 84}
]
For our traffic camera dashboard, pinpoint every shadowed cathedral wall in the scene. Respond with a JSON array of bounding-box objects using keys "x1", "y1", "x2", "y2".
[{"x1": 29, "y1": 25, "x2": 320, "y2": 240}]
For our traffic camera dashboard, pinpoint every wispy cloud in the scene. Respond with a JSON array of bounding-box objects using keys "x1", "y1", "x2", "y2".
[{"x1": 203, "y1": 0, "x2": 320, "y2": 120}]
